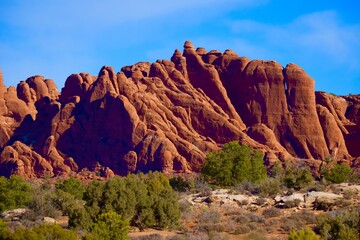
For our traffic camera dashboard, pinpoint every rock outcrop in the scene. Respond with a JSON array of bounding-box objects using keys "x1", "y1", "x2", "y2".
[
  {"x1": 0, "y1": 42, "x2": 358, "y2": 178},
  {"x1": 343, "y1": 95, "x2": 360, "y2": 157}
]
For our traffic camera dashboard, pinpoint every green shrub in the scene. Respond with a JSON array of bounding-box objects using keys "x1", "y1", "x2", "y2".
[
  {"x1": 82, "y1": 179, "x2": 105, "y2": 222},
  {"x1": 53, "y1": 190, "x2": 84, "y2": 214},
  {"x1": 27, "y1": 185, "x2": 60, "y2": 219},
  {"x1": 56, "y1": 177, "x2": 85, "y2": 199},
  {"x1": 89, "y1": 211, "x2": 129, "y2": 240},
  {"x1": 68, "y1": 208, "x2": 92, "y2": 231},
  {"x1": 257, "y1": 177, "x2": 282, "y2": 197},
  {"x1": 0, "y1": 175, "x2": 32, "y2": 212},
  {"x1": 130, "y1": 172, "x2": 180, "y2": 229},
  {"x1": 288, "y1": 228, "x2": 319, "y2": 240},
  {"x1": 169, "y1": 176, "x2": 193, "y2": 192},
  {"x1": 32, "y1": 224, "x2": 77, "y2": 240},
  {"x1": 0, "y1": 221, "x2": 77, "y2": 240},
  {"x1": 316, "y1": 209, "x2": 360, "y2": 240},
  {"x1": 322, "y1": 163, "x2": 353, "y2": 183},
  {"x1": 201, "y1": 141, "x2": 267, "y2": 186},
  {"x1": 269, "y1": 161, "x2": 285, "y2": 179},
  {"x1": 0, "y1": 219, "x2": 11, "y2": 240},
  {"x1": 7, "y1": 228, "x2": 39, "y2": 240},
  {"x1": 76, "y1": 172, "x2": 180, "y2": 231},
  {"x1": 284, "y1": 165, "x2": 314, "y2": 190}
]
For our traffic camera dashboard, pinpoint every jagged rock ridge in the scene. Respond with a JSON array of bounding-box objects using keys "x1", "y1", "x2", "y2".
[{"x1": 0, "y1": 41, "x2": 359, "y2": 178}]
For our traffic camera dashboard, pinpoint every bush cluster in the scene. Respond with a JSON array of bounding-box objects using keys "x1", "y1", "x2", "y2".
[
  {"x1": 316, "y1": 208, "x2": 360, "y2": 240},
  {"x1": 56, "y1": 177, "x2": 85, "y2": 199},
  {"x1": 201, "y1": 141, "x2": 267, "y2": 186},
  {"x1": 321, "y1": 162, "x2": 353, "y2": 183},
  {"x1": 76, "y1": 172, "x2": 180, "y2": 231},
  {"x1": 288, "y1": 228, "x2": 319, "y2": 240},
  {"x1": 283, "y1": 164, "x2": 314, "y2": 190},
  {"x1": 0, "y1": 175, "x2": 32, "y2": 212},
  {"x1": 169, "y1": 176, "x2": 194, "y2": 192},
  {"x1": 0, "y1": 220, "x2": 77, "y2": 240},
  {"x1": 200, "y1": 142, "x2": 318, "y2": 195},
  {"x1": 0, "y1": 172, "x2": 180, "y2": 239},
  {"x1": 82, "y1": 211, "x2": 129, "y2": 240}
]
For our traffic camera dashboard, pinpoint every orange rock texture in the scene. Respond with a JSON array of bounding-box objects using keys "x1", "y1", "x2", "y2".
[{"x1": 0, "y1": 42, "x2": 358, "y2": 178}]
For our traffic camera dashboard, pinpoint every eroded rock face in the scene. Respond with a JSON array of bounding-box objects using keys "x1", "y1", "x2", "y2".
[
  {"x1": 343, "y1": 95, "x2": 360, "y2": 157},
  {"x1": 0, "y1": 42, "x2": 358, "y2": 178},
  {"x1": 215, "y1": 57, "x2": 345, "y2": 160},
  {"x1": 0, "y1": 72, "x2": 65, "y2": 178},
  {"x1": 0, "y1": 141, "x2": 53, "y2": 179}
]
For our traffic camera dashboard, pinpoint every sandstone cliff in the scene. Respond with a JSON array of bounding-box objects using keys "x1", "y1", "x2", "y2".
[{"x1": 0, "y1": 42, "x2": 358, "y2": 178}]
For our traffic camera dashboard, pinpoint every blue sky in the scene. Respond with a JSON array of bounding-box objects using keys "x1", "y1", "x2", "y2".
[{"x1": 0, "y1": 0, "x2": 359, "y2": 95}]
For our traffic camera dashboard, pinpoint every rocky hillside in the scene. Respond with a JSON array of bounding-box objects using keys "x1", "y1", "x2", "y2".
[{"x1": 0, "y1": 41, "x2": 359, "y2": 178}]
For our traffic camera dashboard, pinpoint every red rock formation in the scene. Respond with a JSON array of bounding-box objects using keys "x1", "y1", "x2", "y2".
[
  {"x1": 0, "y1": 141, "x2": 53, "y2": 179},
  {"x1": 0, "y1": 42, "x2": 358, "y2": 178},
  {"x1": 181, "y1": 41, "x2": 245, "y2": 129},
  {"x1": 0, "y1": 73, "x2": 75, "y2": 178},
  {"x1": 316, "y1": 105, "x2": 349, "y2": 159},
  {"x1": 216, "y1": 55, "x2": 344, "y2": 160},
  {"x1": 343, "y1": 95, "x2": 360, "y2": 157}
]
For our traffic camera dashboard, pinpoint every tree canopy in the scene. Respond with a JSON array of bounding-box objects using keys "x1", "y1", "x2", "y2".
[{"x1": 201, "y1": 141, "x2": 267, "y2": 186}]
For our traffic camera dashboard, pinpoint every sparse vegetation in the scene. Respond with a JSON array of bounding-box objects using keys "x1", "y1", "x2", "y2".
[
  {"x1": 247, "y1": 231, "x2": 267, "y2": 240},
  {"x1": 234, "y1": 225, "x2": 251, "y2": 234},
  {"x1": 280, "y1": 210, "x2": 317, "y2": 233},
  {"x1": 255, "y1": 197, "x2": 267, "y2": 206},
  {"x1": 263, "y1": 207, "x2": 281, "y2": 218},
  {"x1": 283, "y1": 199, "x2": 302, "y2": 209}
]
